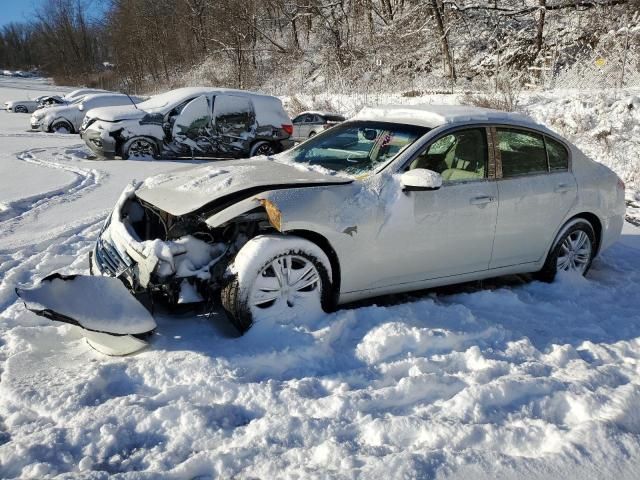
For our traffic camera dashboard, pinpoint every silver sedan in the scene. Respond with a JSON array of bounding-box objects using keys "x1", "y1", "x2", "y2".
[{"x1": 91, "y1": 105, "x2": 626, "y2": 334}]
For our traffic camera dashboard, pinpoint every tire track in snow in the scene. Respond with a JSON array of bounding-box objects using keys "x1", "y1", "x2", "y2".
[
  {"x1": 0, "y1": 146, "x2": 105, "y2": 231},
  {"x1": 0, "y1": 215, "x2": 104, "y2": 313}
]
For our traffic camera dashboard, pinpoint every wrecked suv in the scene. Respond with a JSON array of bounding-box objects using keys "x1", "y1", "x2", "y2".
[{"x1": 80, "y1": 87, "x2": 294, "y2": 160}]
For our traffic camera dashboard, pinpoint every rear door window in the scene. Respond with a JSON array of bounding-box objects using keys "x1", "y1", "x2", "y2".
[
  {"x1": 497, "y1": 128, "x2": 547, "y2": 177},
  {"x1": 213, "y1": 95, "x2": 254, "y2": 133}
]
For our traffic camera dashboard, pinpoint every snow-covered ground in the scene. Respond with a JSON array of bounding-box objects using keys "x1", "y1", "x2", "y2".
[{"x1": 1, "y1": 77, "x2": 640, "y2": 479}]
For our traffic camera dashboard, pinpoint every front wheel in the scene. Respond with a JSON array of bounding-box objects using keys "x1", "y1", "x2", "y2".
[
  {"x1": 14, "y1": 105, "x2": 28, "y2": 113},
  {"x1": 221, "y1": 235, "x2": 333, "y2": 333},
  {"x1": 51, "y1": 120, "x2": 73, "y2": 134},
  {"x1": 535, "y1": 219, "x2": 596, "y2": 282},
  {"x1": 121, "y1": 137, "x2": 159, "y2": 160},
  {"x1": 249, "y1": 140, "x2": 276, "y2": 157}
]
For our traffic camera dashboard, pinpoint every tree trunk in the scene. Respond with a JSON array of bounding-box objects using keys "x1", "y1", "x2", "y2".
[
  {"x1": 429, "y1": 0, "x2": 456, "y2": 81},
  {"x1": 535, "y1": 0, "x2": 546, "y2": 54}
]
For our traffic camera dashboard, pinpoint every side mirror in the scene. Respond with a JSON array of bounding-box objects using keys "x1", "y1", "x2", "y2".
[{"x1": 400, "y1": 169, "x2": 442, "y2": 192}]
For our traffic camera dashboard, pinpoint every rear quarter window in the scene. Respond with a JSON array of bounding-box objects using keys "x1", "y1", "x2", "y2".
[{"x1": 546, "y1": 136, "x2": 569, "y2": 171}]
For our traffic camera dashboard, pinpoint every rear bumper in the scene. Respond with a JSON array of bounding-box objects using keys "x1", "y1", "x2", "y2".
[
  {"x1": 279, "y1": 139, "x2": 295, "y2": 151},
  {"x1": 601, "y1": 213, "x2": 625, "y2": 253}
]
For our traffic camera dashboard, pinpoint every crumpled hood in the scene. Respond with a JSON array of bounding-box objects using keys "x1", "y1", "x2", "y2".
[
  {"x1": 37, "y1": 104, "x2": 74, "y2": 119},
  {"x1": 135, "y1": 158, "x2": 352, "y2": 216},
  {"x1": 86, "y1": 104, "x2": 149, "y2": 122}
]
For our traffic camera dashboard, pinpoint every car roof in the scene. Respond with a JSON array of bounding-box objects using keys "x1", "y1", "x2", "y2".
[
  {"x1": 353, "y1": 104, "x2": 542, "y2": 130},
  {"x1": 156, "y1": 86, "x2": 277, "y2": 101}
]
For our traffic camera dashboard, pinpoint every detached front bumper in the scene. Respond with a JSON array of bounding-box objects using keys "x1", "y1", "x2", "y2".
[{"x1": 81, "y1": 128, "x2": 117, "y2": 159}]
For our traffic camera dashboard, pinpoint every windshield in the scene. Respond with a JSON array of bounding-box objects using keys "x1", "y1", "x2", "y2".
[{"x1": 278, "y1": 121, "x2": 429, "y2": 176}]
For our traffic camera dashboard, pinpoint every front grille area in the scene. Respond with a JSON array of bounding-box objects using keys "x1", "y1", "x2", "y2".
[
  {"x1": 81, "y1": 116, "x2": 96, "y2": 131},
  {"x1": 94, "y1": 235, "x2": 132, "y2": 277}
]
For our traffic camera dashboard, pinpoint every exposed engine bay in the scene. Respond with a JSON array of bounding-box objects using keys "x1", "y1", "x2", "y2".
[{"x1": 92, "y1": 187, "x2": 278, "y2": 307}]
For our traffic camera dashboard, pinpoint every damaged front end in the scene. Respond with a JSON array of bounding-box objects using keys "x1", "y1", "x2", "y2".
[
  {"x1": 16, "y1": 183, "x2": 275, "y2": 355},
  {"x1": 91, "y1": 183, "x2": 275, "y2": 307}
]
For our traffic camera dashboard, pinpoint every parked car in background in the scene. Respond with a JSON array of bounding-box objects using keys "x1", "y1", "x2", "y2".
[
  {"x1": 4, "y1": 97, "x2": 43, "y2": 113},
  {"x1": 4, "y1": 88, "x2": 109, "y2": 114},
  {"x1": 291, "y1": 111, "x2": 346, "y2": 141},
  {"x1": 88, "y1": 104, "x2": 625, "y2": 337},
  {"x1": 35, "y1": 95, "x2": 66, "y2": 109},
  {"x1": 30, "y1": 93, "x2": 144, "y2": 133},
  {"x1": 80, "y1": 87, "x2": 293, "y2": 160}
]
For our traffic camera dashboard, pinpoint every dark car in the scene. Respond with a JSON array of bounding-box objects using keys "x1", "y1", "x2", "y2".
[{"x1": 80, "y1": 87, "x2": 294, "y2": 160}]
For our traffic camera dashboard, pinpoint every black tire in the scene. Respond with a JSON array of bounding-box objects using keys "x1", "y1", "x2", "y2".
[
  {"x1": 534, "y1": 219, "x2": 596, "y2": 283},
  {"x1": 249, "y1": 140, "x2": 276, "y2": 157},
  {"x1": 14, "y1": 105, "x2": 28, "y2": 113},
  {"x1": 221, "y1": 236, "x2": 332, "y2": 334},
  {"x1": 309, "y1": 131, "x2": 317, "y2": 137},
  {"x1": 121, "y1": 137, "x2": 159, "y2": 160},
  {"x1": 51, "y1": 120, "x2": 73, "y2": 134}
]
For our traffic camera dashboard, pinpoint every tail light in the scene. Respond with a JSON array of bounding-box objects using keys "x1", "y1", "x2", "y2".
[
  {"x1": 282, "y1": 124, "x2": 293, "y2": 135},
  {"x1": 617, "y1": 177, "x2": 625, "y2": 191}
]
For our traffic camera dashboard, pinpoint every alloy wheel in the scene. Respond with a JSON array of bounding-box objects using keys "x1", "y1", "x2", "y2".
[
  {"x1": 251, "y1": 255, "x2": 321, "y2": 310},
  {"x1": 556, "y1": 230, "x2": 592, "y2": 274},
  {"x1": 128, "y1": 139, "x2": 155, "y2": 158},
  {"x1": 253, "y1": 143, "x2": 275, "y2": 156}
]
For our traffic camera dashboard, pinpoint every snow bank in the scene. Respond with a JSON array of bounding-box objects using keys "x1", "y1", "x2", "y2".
[{"x1": 5, "y1": 243, "x2": 640, "y2": 478}]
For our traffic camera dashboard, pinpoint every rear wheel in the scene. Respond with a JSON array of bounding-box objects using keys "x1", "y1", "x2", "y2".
[
  {"x1": 51, "y1": 120, "x2": 73, "y2": 134},
  {"x1": 121, "y1": 137, "x2": 159, "y2": 160},
  {"x1": 249, "y1": 140, "x2": 276, "y2": 157},
  {"x1": 221, "y1": 235, "x2": 332, "y2": 333},
  {"x1": 535, "y1": 219, "x2": 596, "y2": 282}
]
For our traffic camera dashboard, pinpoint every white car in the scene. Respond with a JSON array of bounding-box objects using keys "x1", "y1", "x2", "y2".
[
  {"x1": 291, "y1": 111, "x2": 346, "y2": 141},
  {"x1": 30, "y1": 93, "x2": 143, "y2": 134},
  {"x1": 17, "y1": 105, "x2": 626, "y2": 354}
]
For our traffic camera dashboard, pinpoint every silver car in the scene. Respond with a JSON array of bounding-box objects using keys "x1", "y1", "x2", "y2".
[
  {"x1": 90, "y1": 104, "x2": 625, "y2": 334},
  {"x1": 291, "y1": 111, "x2": 346, "y2": 141}
]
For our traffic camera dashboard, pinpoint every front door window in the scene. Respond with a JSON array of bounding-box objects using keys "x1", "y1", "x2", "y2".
[{"x1": 408, "y1": 128, "x2": 488, "y2": 183}]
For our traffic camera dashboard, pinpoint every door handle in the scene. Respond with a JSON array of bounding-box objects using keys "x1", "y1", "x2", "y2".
[
  {"x1": 470, "y1": 196, "x2": 495, "y2": 205},
  {"x1": 555, "y1": 183, "x2": 571, "y2": 193}
]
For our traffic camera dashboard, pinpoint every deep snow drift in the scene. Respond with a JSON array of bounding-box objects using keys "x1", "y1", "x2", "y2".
[{"x1": 1, "y1": 77, "x2": 640, "y2": 479}]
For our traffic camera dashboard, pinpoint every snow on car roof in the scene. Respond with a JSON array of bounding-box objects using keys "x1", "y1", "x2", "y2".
[
  {"x1": 137, "y1": 87, "x2": 281, "y2": 111},
  {"x1": 353, "y1": 104, "x2": 541, "y2": 129},
  {"x1": 152, "y1": 86, "x2": 278, "y2": 101},
  {"x1": 298, "y1": 110, "x2": 344, "y2": 117}
]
